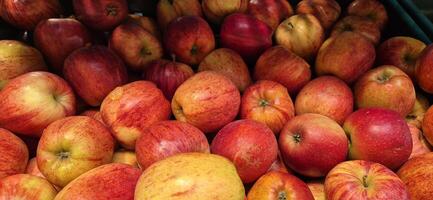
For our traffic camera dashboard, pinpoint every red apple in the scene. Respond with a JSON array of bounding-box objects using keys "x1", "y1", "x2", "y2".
[
  {"x1": 421, "y1": 105, "x2": 433, "y2": 146},
  {"x1": 248, "y1": 0, "x2": 294, "y2": 30},
  {"x1": 80, "y1": 109, "x2": 104, "y2": 124},
  {"x1": 73, "y1": 0, "x2": 128, "y2": 31},
  {"x1": 344, "y1": 108, "x2": 412, "y2": 170},
  {"x1": 325, "y1": 160, "x2": 409, "y2": 200},
  {"x1": 415, "y1": 44, "x2": 433, "y2": 93},
  {"x1": 0, "y1": 128, "x2": 28, "y2": 179},
  {"x1": 26, "y1": 158, "x2": 44, "y2": 178},
  {"x1": 156, "y1": 0, "x2": 203, "y2": 30},
  {"x1": 408, "y1": 124, "x2": 431, "y2": 159},
  {"x1": 406, "y1": 93, "x2": 430, "y2": 129},
  {"x1": 397, "y1": 152, "x2": 433, "y2": 199},
  {"x1": 126, "y1": 14, "x2": 161, "y2": 40},
  {"x1": 0, "y1": 72, "x2": 76, "y2": 137},
  {"x1": 0, "y1": 174, "x2": 57, "y2": 199},
  {"x1": 112, "y1": 150, "x2": 138, "y2": 168},
  {"x1": 171, "y1": 71, "x2": 240, "y2": 133},
  {"x1": 347, "y1": 0, "x2": 388, "y2": 30},
  {"x1": 307, "y1": 181, "x2": 325, "y2": 200},
  {"x1": 331, "y1": 15, "x2": 381, "y2": 45},
  {"x1": 240, "y1": 80, "x2": 295, "y2": 134},
  {"x1": 254, "y1": 45, "x2": 311, "y2": 95},
  {"x1": 296, "y1": 0, "x2": 341, "y2": 30},
  {"x1": 202, "y1": 0, "x2": 248, "y2": 24}
]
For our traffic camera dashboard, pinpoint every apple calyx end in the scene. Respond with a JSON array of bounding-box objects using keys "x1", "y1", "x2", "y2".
[
  {"x1": 278, "y1": 191, "x2": 287, "y2": 200},
  {"x1": 362, "y1": 175, "x2": 369, "y2": 188},
  {"x1": 292, "y1": 133, "x2": 301, "y2": 143},
  {"x1": 56, "y1": 151, "x2": 70, "y2": 160},
  {"x1": 259, "y1": 99, "x2": 269, "y2": 107},
  {"x1": 106, "y1": 5, "x2": 118, "y2": 17}
]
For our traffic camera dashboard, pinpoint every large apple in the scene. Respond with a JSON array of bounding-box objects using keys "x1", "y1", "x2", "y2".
[
  {"x1": 73, "y1": 0, "x2": 128, "y2": 31},
  {"x1": 307, "y1": 181, "x2": 325, "y2": 200},
  {"x1": 397, "y1": 152, "x2": 433, "y2": 199},
  {"x1": 325, "y1": 160, "x2": 409, "y2": 200},
  {"x1": 421, "y1": 105, "x2": 433, "y2": 146},
  {"x1": 347, "y1": 0, "x2": 388, "y2": 30},
  {"x1": 0, "y1": 128, "x2": 28, "y2": 179},
  {"x1": 331, "y1": 15, "x2": 381, "y2": 45},
  {"x1": 296, "y1": 0, "x2": 341, "y2": 30},
  {"x1": 415, "y1": 44, "x2": 433, "y2": 93},
  {"x1": 0, "y1": 174, "x2": 57, "y2": 199},
  {"x1": 248, "y1": 0, "x2": 294, "y2": 30},
  {"x1": 0, "y1": 72, "x2": 76, "y2": 137},
  {"x1": 406, "y1": 93, "x2": 430, "y2": 129},
  {"x1": 37, "y1": 116, "x2": 115, "y2": 187},
  {"x1": 408, "y1": 124, "x2": 431, "y2": 159},
  {"x1": 156, "y1": 0, "x2": 202, "y2": 30},
  {"x1": 202, "y1": 0, "x2": 248, "y2": 24},
  {"x1": 112, "y1": 150, "x2": 138, "y2": 168}
]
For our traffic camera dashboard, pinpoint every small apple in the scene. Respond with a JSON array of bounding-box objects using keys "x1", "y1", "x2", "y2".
[
  {"x1": 331, "y1": 15, "x2": 381, "y2": 45},
  {"x1": 112, "y1": 150, "x2": 138, "y2": 168},
  {"x1": 415, "y1": 44, "x2": 433, "y2": 93},
  {"x1": 296, "y1": 0, "x2": 341, "y2": 30},
  {"x1": 0, "y1": 174, "x2": 57, "y2": 199},
  {"x1": 248, "y1": 0, "x2": 294, "y2": 30},
  {"x1": 202, "y1": 0, "x2": 248, "y2": 24},
  {"x1": 156, "y1": 0, "x2": 203, "y2": 30},
  {"x1": 408, "y1": 124, "x2": 431, "y2": 159},
  {"x1": 0, "y1": 128, "x2": 28, "y2": 179},
  {"x1": 73, "y1": 0, "x2": 128, "y2": 31},
  {"x1": 347, "y1": 0, "x2": 388, "y2": 30}
]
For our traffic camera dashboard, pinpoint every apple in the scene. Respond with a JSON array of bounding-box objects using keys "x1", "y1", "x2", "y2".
[
  {"x1": 254, "y1": 45, "x2": 311, "y2": 95},
  {"x1": 0, "y1": 72, "x2": 76, "y2": 137},
  {"x1": 378, "y1": 36, "x2": 426, "y2": 79},
  {"x1": 0, "y1": 40, "x2": 47, "y2": 89},
  {"x1": 156, "y1": 0, "x2": 203, "y2": 30},
  {"x1": 240, "y1": 80, "x2": 295, "y2": 134},
  {"x1": 315, "y1": 32, "x2": 376, "y2": 84},
  {"x1": 220, "y1": 13, "x2": 273, "y2": 63},
  {"x1": 421, "y1": 105, "x2": 433, "y2": 146},
  {"x1": 136, "y1": 120, "x2": 209, "y2": 169},
  {"x1": 54, "y1": 163, "x2": 140, "y2": 200},
  {"x1": 408, "y1": 124, "x2": 431, "y2": 159},
  {"x1": 347, "y1": 0, "x2": 388, "y2": 30},
  {"x1": 279, "y1": 113, "x2": 348, "y2": 177},
  {"x1": 37, "y1": 116, "x2": 115, "y2": 187},
  {"x1": 0, "y1": 174, "x2": 57, "y2": 199},
  {"x1": 33, "y1": 18, "x2": 92, "y2": 72},
  {"x1": 354, "y1": 65, "x2": 416, "y2": 117},
  {"x1": 0, "y1": 0, "x2": 62, "y2": 30},
  {"x1": 248, "y1": 0, "x2": 294, "y2": 30},
  {"x1": 198, "y1": 48, "x2": 252, "y2": 92},
  {"x1": 307, "y1": 181, "x2": 325, "y2": 200},
  {"x1": 295, "y1": 76, "x2": 353, "y2": 125},
  {"x1": 26, "y1": 158, "x2": 44, "y2": 178},
  {"x1": 344, "y1": 108, "x2": 412, "y2": 170},
  {"x1": 406, "y1": 93, "x2": 430, "y2": 129},
  {"x1": 164, "y1": 16, "x2": 215, "y2": 65},
  {"x1": 100, "y1": 81, "x2": 171, "y2": 149},
  {"x1": 134, "y1": 153, "x2": 245, "y2": 200},
  {"x1": 202, "y1": 0, "x2": 248, "y2": 24},
  {"x1": 267, "y1": 152, "x2": 290, "y2": 173},
  {"x1": 296, "y1": 0, "x2": 341, "y2": 30},
  {"x1": 325, "y1": 160, "x2": 409, "y2": 200},
  {"x1": 247, "y1": 171, "x2": 314, "y2": 200},
  {"x1": 112, "y1": 150, "x2": 138, "y2": 168},
  {"x1": 0, "y1": 128, "x2": 28, "y2": 179},
  {"x1": 275, "y1": 14, "x2": 324, "y2": 61},
  {"x1": 63, "y1": 45, "x2": 128, "y2": 106},
  {"x1": 73, "y1": 0, "x2": 128, "y2": 31},
  {"x1": 80, "y1": 109, "x2": 104, "y2": 124},
  {"x1": 415, "y1": 44, "x2": 433, "y2": 93},
  {"x1": 142, "y1": 59, "x2": 194, "y2": 100},
  {"x1": 331, "y1": 15, "x2": 381, "y2": 45},
  {"x1": 126, "y1": 14, "x2": 161, "y2": 40},
  {"x1": 172, "y1": 71, "x2": 240, "y2": 133},
  {"x1": 211, "y1": 119, "x2": 278, "y2": 183}
]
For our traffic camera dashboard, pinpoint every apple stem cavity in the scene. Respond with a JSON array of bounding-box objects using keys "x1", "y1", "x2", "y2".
[
  {"x1": 141, "y1": 47, "x2": 152, "y2": 56},
  {"x1": 377, "y1": 71, "x2": 391, "y2": 83},
  {"x1": 278, "y1": 191, "x2": 287, "y2": 200},
  {"x1": 106, "y1": 5, "x2": 118, "y2": 16},
  {"x1": 286, "y1": 22, "x2": 294, "y2": 31},
  {"x1": 190, "y1": 45, "x2": 198, "y2": 55}
]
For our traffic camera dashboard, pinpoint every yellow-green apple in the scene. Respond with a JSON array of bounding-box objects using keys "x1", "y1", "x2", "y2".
[
  {"x1": 172, "y1": 71, "x2": 240, "y2": 133},
  {"x1": 0, "y1": 72, "x2": 76, "y2": 137},
  {"x1": 54, "y1": 163, "x2": 141, "y2": 200},
  {"x1": 0, "y1": 128, "x2": 28, "y2": 179},
  {"x1": 220, "y1": 13, "x2": 273, "y2": 63},
  {"x1": 198, "y1": 48, "x2": 252, "y2": 92},
  {"x1": 397, "y1": 152, "x2": 433, "y2": 200},
  {"x1": 80, "y1": 109, "x2": 104, "y2": 124},
  {"x1": 275, "y1": 14, "x2": 324, "y2": 61},
  {"x1": 63, "y1": 45, "x2": 128, "y2": 106},
  {"x1": 325, "y1": 160, "x2": 409, "y2": 200},
  {"x1": 164, "y1": 16, "x2": 215, "y2": 65},
  {"x1": 408, "y1": 124, "x2": 431, "y2": 159},
  {"x1": 240, "y1": 80, "x2": 295, "y2": 134},
  {"x1": 279, "y1": 113, "x2": 348, "y2": 177},
  {"x1": 247, "y1": 0, "x2": 294, "y2": 30},
  {"x1": 211, "y1": 119, "x2": 278, "y2": 183},
  {"x1": 156, "y1": 0, "x2": 202, "y2": 30},
  {"x1": 347, "y1": 0, "x2": 388, "y2": 30},
  {"x1": 247, "y1": 171, "x2": 314, "y2": 200},
  {"x1": 202, "y1": 0, "x2": 248, "y2": 24},
  {"x1": 36, "y1": 116, "x2": 115, "y2": 187},
  {"x1": 254, "y1": 45, "x2": 311, "y2": 95},
  {"x1": 100, "y1": 81, "x2": 171, "y2": 149},
  {"x1": 315, "y1": 32, "x2": 376, "y2": 84},
  {"x1": 109, "y1": 23, "x2": 163, "y2": 71},
  {"x1": 26, "y1": 158, "x2": 45, "y2": 178},
  {"x1": 295, "y1": 76, "x2": 353, "y2": 125},
  {"x1": 296, "y1": 0, "x2": 341, "y2": 30},
  {"x1": 142, "y1": 59, "x2": 194, "y2": 100},
  {"x1": 377, "y1": 36, "x2": 426, "y2": 79},
  {"x1": 126, "y1": 14, "x2": 161, "y2": 40},
  {"x1": 134, "y1": 153, "x2": 245, "y2": 200},
  {"x1": 0, "y1": 40, "x2": 47, "y2": 89},
  {"x1": 112, "y1": 150, "x2": 138, "y2": 168},
  {"x1": 415, "y1": 44, "x2": 433, "y2": 93},
  {"x1": 343, "y1": 108, "x2": 412, "y2": 170},
  {"x1": 354, "y1": 65, "x2": 416, "y2": 117},
  {"x1": 33, "y1": 18, "x2": 92, "y2": 72},
  {"x1": 307, "y1": 181, "x2": 325, "y2": 200},
  {"x1": 406, "y1": 93, "x2": 430, "y2": 129},
  {"x1": 0, "y1": 174, "x2": 57, "y2": 199},
  {"x1": 331, "y1": 16, "x2": 381, "y2": 45},
  {"x1": 73, "y1": 0, "x2": 128, "y2": 31},
  {"x1": 136, "y1": 120, "x2": 209, "y2": 169},
  {"x1": 0, "y1": 0, "x2": 62, "y2": 30},
  {"x1": 421, "y1": 105, "x2": 433, "y2": 146}
]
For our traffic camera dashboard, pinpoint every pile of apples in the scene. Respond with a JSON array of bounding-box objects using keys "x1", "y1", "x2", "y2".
[{"x1": 1, "y1": 0, "x2": 433, "y2": 199}]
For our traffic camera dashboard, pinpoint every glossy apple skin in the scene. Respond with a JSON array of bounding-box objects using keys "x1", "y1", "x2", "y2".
[
  {"x1": 37, "y1": 116, "x2": 115, "y2": 187},
  {"x1": 421, "y1": 105, "x2": 433, "y2": 146},
  {"x1": 54, "y1": 164, "x2": 140, "y2": 200},
  {"x1": 295, "y1": 76, "x2": 353, "y2": 125},
  {"x1": 125, "y1": 14, "x2": 161, "y2": 40},
  {"x1": 415, "y1": 44, "x2": 433, "y2": 93},
  {"x1": 315, "y1": 32, "x2": 376, "y2": 84},
  {"x1": 202, "y1": 0, "x2": 248, "y2": 24},
  {"x1": 135, "y1": 153, "x2": 245, "y2": 200},
  {"x1": 211, "y1": 120, "x2": 278, "y2": 183},
  {"x1": 220, "y1": 13, "x2": 273, "y2": 63},
  {"x1": 307, "y1": 181, "x2": 325, "y2": 200},
  {"x1": 240, "y1": 80, "x2": 294, "y2": 134},
  {"x1": 172, "y1": 71, "x2": 240, "y2": 133},
  {"x1": 331, "y1": 16, "x2": 381, "y2": 45},
  {"x1": 325, "y1": 160, "x2": 409, "y2": 200},
  {"x1": 347, "y1": 0, "x2": 388, "y2": 30},
  {"x1": 73, "y1": 0, "x2": 128, "y2": 31},
  {"x1": 408, "y1": 124, "x2": 431, "y2": 159},
  {"x1": 255, "y1": 45, "x2": 311, "y2": 95},
  {"x1": 0, "y1": 128, "x2": 28, "y2": 179},
  {"x1": 354, "y1": 65, "x2": 416, "y2": 117},
  {"x1": 80, "y1": 110, "x2": 104, "y2": 124},
  {"x1": 0, "y1": 72, "x2": 76, "y2": 137},
  {"x1": 63, "y1": 45, "x2": 128, "y2": 106},
  {"x1": 406, "y1": 93, "x2": 430, "y2": 129},
  {"x1": 344, "y1": 108, "x2": 412, "y2": 170},
  {"x1": 143, "y1": 59, "x2": 194, "y2": 100},
  {"x1": 248, "y1": 0, "x2": 293, "y2": 30},
  {"x1": 378, "y1": 36, "x2": 426, "y2": 80},
  {"x1": 26, "y1": 158, "x2": 44, "y2": 178},
  {"x1": 296, "y1": 0, "x2": 341, "y2": 30},
  {"x1": 136, "y1": 120, "x2": 209, "y2": 169},
  {"x1": 0, "y1": 174, "x2": 57, "y2": 200},
  {"x1": 156, "y1": 0, "x2": 203, "y2": 30},
  {"x1": 0, "y1": 0, "x2": 62, "y2": 30},
  {"x1": 101, "y1": 81, "x2": 171, "y2": 149},
  {"x1": 112, "y1": 150, "x2": 138, "y2": 168},
  {"x1": 247, "y1": 171, "x2": 314, "y2": 200},
  {"x1": 279, "y1": 113, "x2": 348, "y2": 177},
  {"x1": 34, "y1": 18, "x2": 92, "y2": 72}
]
